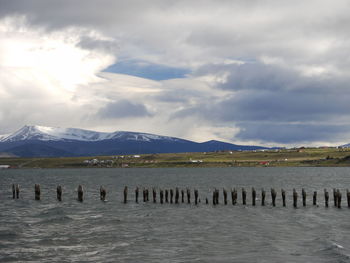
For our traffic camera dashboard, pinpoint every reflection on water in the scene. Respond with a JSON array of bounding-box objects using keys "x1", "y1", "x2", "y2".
[{"x1": 1, "y1": 167, "x2": 350, "y2": 262}]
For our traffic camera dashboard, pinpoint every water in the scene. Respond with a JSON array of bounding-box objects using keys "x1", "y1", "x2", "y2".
[{"x1": 1, "y1": 167, "x2": 350, "y2": 262}]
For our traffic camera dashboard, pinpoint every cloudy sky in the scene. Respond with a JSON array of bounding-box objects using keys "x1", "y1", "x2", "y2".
[{"x1": 1, "y1": 0, "x2": 350, "y2": 146}]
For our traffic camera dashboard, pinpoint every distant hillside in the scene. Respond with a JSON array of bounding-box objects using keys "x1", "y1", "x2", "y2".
[{"x1": 0, "y1": 125, "x2": 271, "y2": 157}]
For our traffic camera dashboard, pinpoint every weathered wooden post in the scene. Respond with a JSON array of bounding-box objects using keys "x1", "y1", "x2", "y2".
[
  {"x1": 34, "y1": 184, "x2": 41, "y2": 200},
  {"x1": 77, "y1": 185, "x2": 83, "y2": 202},
  {"x1": 194, "y1": 189, "x2": 199, "y2": 205},
  {"x1": 187, "y1": 188, "x2": 191, "y2": 204},
  {"x1": 160, "y1": 189, "x2": 164, "y2": 204},
  {"x1": 175, "y1": 187, "x2": 179, "y2": 204},
  {"x1": 143, "y1": 188, "x2": 146, "y2": 202},
  {"x1": 242, "y1": 188, "x2": 246, "y2": 205},
  {"x1": 206, "y1": 197, "x2": 209, "y2": 204},
  {"x1": 100, "y1": 186, "x2": 106, "y2": 201},
  {"x1": 347, "y1": 189, "x2": 350, "y2": 208},
  {"x1": 215, "y1": 189, "x2": 219, "y2": 205},
  {"x1": 324, "y1": 189, "x2": 329, "y2": 207},
  {"x1": 123, "y1": 186, "x2": 128, "y2": 203},
  {"x1": 337, "y1": 189, "x2": 342, "y2": 209},
  {"x1": 165, "y1": 189, "x2": 169, "y2": 203},
  {"x1": 212, "y1": 190, "x2": 216, "y2": 205},
  {"x1": 223, "y1": 188, "x2": 228, "y2": 205},
  {"x1": 281, "y1": 189, "x2": 286, "y2": 207},
  {"x1": 261, "y1": 188, "x2": 266, "y2": 206},
  {"x1": 12, "y1": 184, "x2": 16, "y2": 199},
  {"x1": 15, "y1": 184, "x2": 19, "y2": 199},
  {"x1": 153, "y1": 188, "x2": 157, "y2": 203},
  {"x1": 57, "y1": 185, "x2": 62, "y2": 201},
  {"x1": 232, "y1": 188, "x2": 237, "y2": 205},
  {"x1": 333, "y1": 188, "x2": 337, "y2": 207},
  {"x1": 170, "y1": 189, "x2": 174, "y2": 204},
  {"x1": 159, "y1": 189, "x2": 164, "y2": 204},
  {"x1": 271, "y1": 188, "x2": 276, "y2": 207},
  {"x1": 313, "y1": 191, "x2": 317, "y2": 206},
  {"x1": 293, "y1": 188, "x2": 298, "y2": 208},
  {"x1": 252, "y1": 187, "x2": 256, "y2": 206},
  {"x1": 135, "y1": 187, "x2": 139, "y2": 203},
  {"x1": 181, "y1": 189, "x2": 184, "y2": 203},
  {"x1": 146, "y1": 189, "x2": 149, "y2": 202},
  {"x1": 302, "y1": 188, "x2": 306, "y2": 207}
]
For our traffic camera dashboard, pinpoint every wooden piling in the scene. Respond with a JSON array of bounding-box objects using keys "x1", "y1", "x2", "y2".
[
  {"x1": 215, "y1": 189, "x2": 219, "y2": 205},
  {"x1": 57, "y1": 185, "x2": 62, "y2": 201},
  {"x1": 143, "y1": 188, "x2": 146, "y2": 202},
  {"x1": 333, "y1": 188, "x2": 337, "y2": 207},
  {"x1": 206, "y1": 197, "x2": 209, "y2": 204},
  {"x1": 100, "y1": 186, "x2": 106, "y2": 201},
  {"x1": 242, "y1": 188, "x2": 246, "y2": 205},
  {"x1": 187, "y1": 188, "x2": 191, "y2": 204},
  {"x1": 293, "y1": 188, "x2": 298, "y2": 208},
  {"x1": 34, "y1": 184, "x2": 41, "y2": 200},
  {"x1": 165, "y1": 189, "x2": 169, "y2": 203},
  {"x1": 261, "y1": 188, "x2": 266, "y2": 206},
  {"x1": 271, "y1": 188, "x2": 276, "y2": 207},
  {"x1": 123, "y1": 186, "x2": 128, "y2": 203},
  {"x1": 232, "y1": 188, "x2": 237, "y2": 205},
  {"x1": 252, "y1": 187, "x2": 256, "y2": 206},
  {"x1": 12, "y1": 184, "x2": 15, "y2": 199},
  {"x1": 281, "y1": 189, "x2": 286, "y2": 207},
  {"x1": 160, "y1": 189, "x2": 164, "y2": 204},
  {"x1": 347, "y1": 189, "x2": 350, "y2": 208},
  {"x1": 170, "y1": 189, "x2": 174, "y2": 204},
  {"x1": 153, "y1": 188, "x2": 157, "y2": 203},
  {"x1": 313, "y1": 191, "x2": 317, "y2": 206},
  {"x1": 15, "y1": 184, "x2": 19, "y2": 199},
  {"x1": 181, "y1": 189, "x2": 184, "y2": 203},
  {"x1": 146, "y1": 189, "x2": 149, "y2": 202},
  {"x1": 77, "y1": 185, "x2": 83, "y2": 202},
  {"x1": 212, "y1": 189, "x2": 216, "y2": 205},
  {"x1": 175, "y1": 188, "x2": 179, "y2": 204},
  {"x1": 135, "y1": 187, "x2": 139, "y2": 203},
  {"x1": 194, "y1": 189, "x2": 199, "y2": 205},
  {"x1": 302, "y1": 188, "x2": 306, "y2": 207},
  {"x1": 337, "y1": 189, "x2": 341, "y2": 209},
  {"x1": 324, "y1": 189, "x2": 329, "y2": 207},
  {"x1": 223, "y1": 188, "x2": 227, "y2": 205}
]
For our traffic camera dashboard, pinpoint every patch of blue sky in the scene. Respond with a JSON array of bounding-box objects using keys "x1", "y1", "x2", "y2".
[{"x1": 103, "y1": 59, "x2": 191, "y2": 81}]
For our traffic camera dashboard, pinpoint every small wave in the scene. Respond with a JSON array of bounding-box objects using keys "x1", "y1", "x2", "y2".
[
  {"x1": 90, "y1": 214, "x2": 103, "y2": 219},
  {"x1": 0, "y1": 229, "x2": 19, "y2": 239},
  {"x1": 319, "y1": 240, "x2": 350, "y2": 262},
  {"x1": 331, "y1": 242, "x2": 344, "y2": 249},
  {"x1": 35, "y1": 214, "x2": 73, "y2": 225}
]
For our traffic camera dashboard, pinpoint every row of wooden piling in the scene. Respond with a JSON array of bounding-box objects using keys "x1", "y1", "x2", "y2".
[{"x1": 10, "y1": 184, "x2": 350, "y2": 208}]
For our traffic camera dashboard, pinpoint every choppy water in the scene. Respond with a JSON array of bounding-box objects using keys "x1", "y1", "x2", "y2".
[{"x1": 1, "y1": 167, "x2": 350, "y2": 262}]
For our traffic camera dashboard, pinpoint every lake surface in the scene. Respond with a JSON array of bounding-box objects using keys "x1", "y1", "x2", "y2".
[{"x1": 1, "y1": 167, "x2": 350, "y2": 262}]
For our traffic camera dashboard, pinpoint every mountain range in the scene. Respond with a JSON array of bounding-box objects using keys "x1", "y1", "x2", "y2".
[{"x1": 0, "y1": 125, "x2": 271, "y2": 157}]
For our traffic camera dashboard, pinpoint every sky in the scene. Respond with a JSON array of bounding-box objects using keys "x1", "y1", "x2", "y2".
[{"x1": 0, "y1": 0, "x2": 350, "y2": 147}]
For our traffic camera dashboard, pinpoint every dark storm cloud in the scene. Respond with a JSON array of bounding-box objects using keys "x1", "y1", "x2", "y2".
[
  {"x1": 78, "y1": 36, "x2": 119, "y2": 54},
  {"x1": 235, "y1": 123, "x2": 350, "y2": 144},
  {"x1": 172, "y1": 63, "x2": 350, "y2": 143},
  {"x1": 98, "y1": 100, "x2": 152, "y2": 119}
]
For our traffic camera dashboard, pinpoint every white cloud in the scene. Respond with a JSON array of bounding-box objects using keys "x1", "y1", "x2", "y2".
[{"x1": 0, "y1": 16, "x2": 116, "y2": 132}]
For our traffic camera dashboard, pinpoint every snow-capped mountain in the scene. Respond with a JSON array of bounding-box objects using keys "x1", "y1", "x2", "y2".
[
  {"x1": 0, "y1": 125, "x2": 269, "y2": 157},
  {"x1": 0, "y1": 125, "x2": 180, "y2": 143}
]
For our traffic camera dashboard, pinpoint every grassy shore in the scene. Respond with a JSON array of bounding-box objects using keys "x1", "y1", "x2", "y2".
[{"x1": 1, "y1": 147, "x2": 350, "y2": 168}]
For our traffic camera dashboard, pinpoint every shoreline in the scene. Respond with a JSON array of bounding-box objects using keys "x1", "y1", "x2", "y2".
[{"x1": 1, "y1": 147, "x2": 350, "y2": 169}]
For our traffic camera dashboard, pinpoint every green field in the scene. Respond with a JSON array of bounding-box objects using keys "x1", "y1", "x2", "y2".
[{"x1": 1, "y1": 147, "x2": 350, "y2": 168}]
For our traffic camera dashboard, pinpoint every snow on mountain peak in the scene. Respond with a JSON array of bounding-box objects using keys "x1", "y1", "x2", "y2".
[{"x1": 0, "y1": 125, "x2": 180, "y2": 143}]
